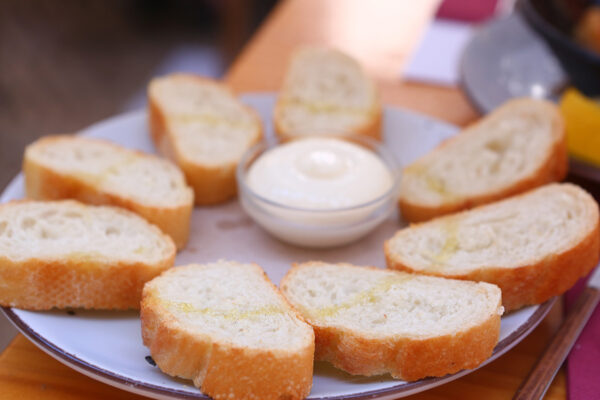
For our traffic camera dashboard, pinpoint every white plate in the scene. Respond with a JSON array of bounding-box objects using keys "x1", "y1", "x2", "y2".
[{"x1": 1, "y1": 93, "x2": 554, "y2": 400}]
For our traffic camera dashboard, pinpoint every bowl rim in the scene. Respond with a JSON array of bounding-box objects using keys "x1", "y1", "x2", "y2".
[
  {"x1": 519, "y1": 0, "x2": 600, "y2": 64},
  {"x1": 236, "y1": 134, "x2": 401, "y2": 214}
]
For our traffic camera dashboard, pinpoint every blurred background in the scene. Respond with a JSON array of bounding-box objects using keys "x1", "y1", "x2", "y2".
[{"x1": 0, "y1": 0, "x2": 276, "y2": 190}]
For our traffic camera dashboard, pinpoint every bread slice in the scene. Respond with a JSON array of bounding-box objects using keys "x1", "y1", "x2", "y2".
[
  {"x1": 399, "y1": 98, "x2": 567, "y2": 222},
  {"x1": 141, "y1": 261, "x2": 315, "y2": 400},
  {"x1": 280, "y1": 262, "x2": 502, "y2": 381},
  {"x1": 0, "y1": 200, "x2": 175, "y2": 310},
  {"x1": 386, "y1": 183, "x2": 600, "y2": 311},
  {"x1": 148, "y1": 74, "x2": 263, "y2": 205},
  {"x1": 274, "y1": 46, "x2": 381, "y2": 140},
  {"x1": 24, "y1": 135, "x2": 194, "y2": 250}
]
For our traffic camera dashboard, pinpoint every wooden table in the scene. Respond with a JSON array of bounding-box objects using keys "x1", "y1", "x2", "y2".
[{"x1": 0, "y1": 0, "x2": 568, "y2": 399}]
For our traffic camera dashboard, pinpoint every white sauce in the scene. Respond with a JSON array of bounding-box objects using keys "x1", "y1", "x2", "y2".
[{"x1": 246, "y1": 138, "x2": 393, "y2": 210}]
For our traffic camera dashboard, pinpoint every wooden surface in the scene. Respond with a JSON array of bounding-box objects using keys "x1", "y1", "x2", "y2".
[
  {"x1": 0, "y1": 0, "x2": 568, "y2": 399},
  {"x1": 514, "y1": 288, "x2": 600, "y2": 400}
]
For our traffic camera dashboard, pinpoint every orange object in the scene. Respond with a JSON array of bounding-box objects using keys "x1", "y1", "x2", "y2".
[{"x1": 560, "y1": 88, "x2": 600, "y2": 167}]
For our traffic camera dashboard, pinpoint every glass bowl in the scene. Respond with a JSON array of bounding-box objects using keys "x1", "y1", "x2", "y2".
[{"x1": 236, "y1": 135, "x2": 400, "y2": 248}]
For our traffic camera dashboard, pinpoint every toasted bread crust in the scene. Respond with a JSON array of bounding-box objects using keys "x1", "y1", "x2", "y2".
[
  {"x1": 399, "y1": 99, "x2": 568, "y2": 222},
  {"x1": 148, "y1": 75, "x2": 263, "y2": 206},
  {"x1": 280, "y1": 262, "x2": 502, "y2": 381},
  {"x1": 312, "y1": 310, "x2": 500, "y2": 381},
  {"x1": 0, "y1": 256, "x2": 173, "y2": 310},
  {"x1": 389, "y1": 187, "x2": 600, "y2": 312},
  {"x1": 141, "y1": 264, "x2": 314, "y2": 400},
  {"x1": 24, "y1": 138, "x2": 193, "y2": 250},
  {"x1": 0, "y1": 201, "x2": 175, "y2": 310}
]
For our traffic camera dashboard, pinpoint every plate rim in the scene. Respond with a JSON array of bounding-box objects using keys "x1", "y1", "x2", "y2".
[
  {"x1": 0, "y1": 95, "x2": 557, "y2": 399},
  {"x1": 1, "y1": 299, "x2": 556, "y2": 400}
]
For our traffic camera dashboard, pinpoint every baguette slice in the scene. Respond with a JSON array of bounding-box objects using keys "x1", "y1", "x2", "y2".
[
  {"x1": 399, "y1": 98, "x2": 567, "y2": 222},
  {"x1": 24, "y1": 135, "x2": 194, "y2": 249},
  {"x1": 386, "y1": 183, "x2": 600, "y2": 311},
  {"x1": 141, "y1": 261, "x2": 315, "y2": 400},
  {"x1": 0, "y1": 200, "x2": 175, "y2": 310},
  {"x1": 148, "y1": 74, "x2": 263, "y2": 205},
  {"x1": 274, "y1": 46, "x2": 381, "y2": 140},
  {"x1": 281, "y1": 262, "x2": 503, "y2": 381}
]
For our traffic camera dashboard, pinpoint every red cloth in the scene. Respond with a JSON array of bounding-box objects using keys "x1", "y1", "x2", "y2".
[
  {"x1": 565, "y1": 267, "x2": 600, "y2": 400},
  {"x1": 436, "y1": 0, "x2": 499, "y2": 22}
]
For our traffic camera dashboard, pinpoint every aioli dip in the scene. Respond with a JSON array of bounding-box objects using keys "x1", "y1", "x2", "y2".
[{"x1": 246, "y1": 138, "x2": 393, "y2": 210}]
